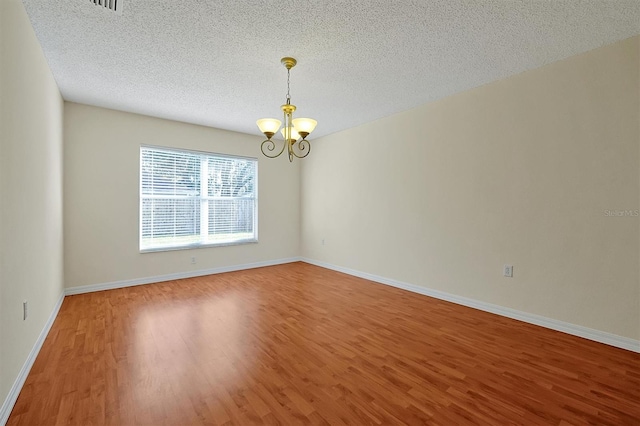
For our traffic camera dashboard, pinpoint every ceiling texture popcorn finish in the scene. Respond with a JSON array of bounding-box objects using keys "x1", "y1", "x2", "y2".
[{"x1": 21, "y1": 0, "x2": 640, "y2": 138}]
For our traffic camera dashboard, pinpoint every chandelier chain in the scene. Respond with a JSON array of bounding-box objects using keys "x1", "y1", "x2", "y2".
[{"x1": 286, "y1": 68, "x2": 291, "y2": 104}]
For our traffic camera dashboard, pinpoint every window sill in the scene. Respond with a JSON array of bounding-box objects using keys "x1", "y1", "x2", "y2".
[{"x1": 140, "y1": 238, "x2": 258, "y2": 253}]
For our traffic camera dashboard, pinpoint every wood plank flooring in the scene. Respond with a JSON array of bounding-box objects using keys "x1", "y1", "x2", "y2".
[{"x1": 7, "y1": 262, "x2": 640, "y2": 425}]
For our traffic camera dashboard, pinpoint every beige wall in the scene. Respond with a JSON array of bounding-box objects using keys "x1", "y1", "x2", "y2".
[
  {"x1": 0, "y1": 0, "x2": 64, "y2": 409},
  {"x1": 302, "y1": 36, "x2": 640, "y2": 340},
  {"x1": 63, "y1": 103, "x2": 300, "y2": 289}
]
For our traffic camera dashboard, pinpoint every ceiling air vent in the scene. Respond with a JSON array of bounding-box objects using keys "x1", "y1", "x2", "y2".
[{"x1": 90, "y1": 0, "x2": 122, "y2": 15}]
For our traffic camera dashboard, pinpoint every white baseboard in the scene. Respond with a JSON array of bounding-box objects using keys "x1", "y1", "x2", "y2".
[
  {"x1": 301, "y1": 258, "x2": 640, "y2": 353},
  {"x1": 64, "y1": 257, "x2": 302, "y2": 296},
  {"x1": 0, "y1": 292, "x2": 65, "y2": 426}
]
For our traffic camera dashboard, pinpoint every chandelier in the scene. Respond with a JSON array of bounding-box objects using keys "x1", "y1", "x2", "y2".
[{"x1": 256, "y1": 57, "x2": 317, "y2": 162}]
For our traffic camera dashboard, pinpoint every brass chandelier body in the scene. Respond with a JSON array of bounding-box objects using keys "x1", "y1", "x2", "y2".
[{"x1": 257, "y1": 57, "x2": 317, "y2": 162}]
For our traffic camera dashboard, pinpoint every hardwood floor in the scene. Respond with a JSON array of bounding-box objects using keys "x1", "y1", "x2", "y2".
[{"x1": 7, "y1": 262, "x2": 640, "y2": 425}]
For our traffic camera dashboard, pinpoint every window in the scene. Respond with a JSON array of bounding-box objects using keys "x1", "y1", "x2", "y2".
[{"x1": 140, "y1": 146, "x2": 257, "y2": 252}]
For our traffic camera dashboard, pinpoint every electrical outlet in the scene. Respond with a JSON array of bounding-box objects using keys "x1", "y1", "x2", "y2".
[
  {"x1": 23, "y1": 301, "x2": 28, "y2": 320},
  {"x1": 503, "y1": 265, "x2": 513, "y2": 277},
  {"x1": 191, "y1": 257, "x2": 196, "y2": 264}
]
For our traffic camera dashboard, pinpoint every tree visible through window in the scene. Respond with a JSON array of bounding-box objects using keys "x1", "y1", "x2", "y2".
[{"x1": 140, "y1": 146, "x2": 257, "y2": 251}]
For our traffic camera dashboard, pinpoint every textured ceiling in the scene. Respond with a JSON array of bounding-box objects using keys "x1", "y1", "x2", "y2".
[{"x1": 21, "y1": 0, "x2": 640, "y2": 138}]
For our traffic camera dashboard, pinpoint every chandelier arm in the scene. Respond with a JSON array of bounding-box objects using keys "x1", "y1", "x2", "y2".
[
  {"x1": 261, "y1": 138, "x2": 287, "y2": 158},
  {"x1": 290, "y1": 138, "x2": 311, "y2": 159}
]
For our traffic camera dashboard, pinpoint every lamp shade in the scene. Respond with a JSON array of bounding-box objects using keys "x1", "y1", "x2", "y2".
[
  {"x1": 256, "y1": 118, "x2": 282, "y2": 134},
  {"x1": 281, "y1": 126, "x2": 300, "y2": 141},
  {"x1": 292, "y1": 118, "x2": 317, "y2": 134}
]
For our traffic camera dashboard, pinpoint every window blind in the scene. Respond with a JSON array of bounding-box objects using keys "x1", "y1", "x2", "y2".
[{"x1": 140, "y1": 146, "x2": 257, "y2": 251}]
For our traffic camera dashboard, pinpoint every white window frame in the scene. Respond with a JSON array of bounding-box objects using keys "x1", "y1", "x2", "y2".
[{"x1": 139, "y1": 145, "x2": 258, "y2": 252}]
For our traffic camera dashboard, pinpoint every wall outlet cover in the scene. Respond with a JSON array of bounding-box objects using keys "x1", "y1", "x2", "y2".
[{"x1": 503, "y1": 265, "x2": 513, "y2": 277}]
